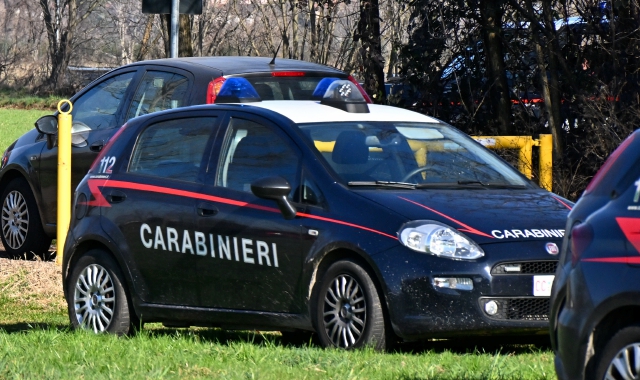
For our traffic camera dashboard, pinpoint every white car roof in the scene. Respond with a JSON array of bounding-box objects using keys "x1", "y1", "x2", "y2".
[{"x1": 245, "y1": 101, "x2": 442, "y2": 124}]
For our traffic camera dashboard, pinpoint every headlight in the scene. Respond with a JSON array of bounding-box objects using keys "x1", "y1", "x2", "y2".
[{"x1": 399, "y1": 220, "x2": 484, "y2": 260}]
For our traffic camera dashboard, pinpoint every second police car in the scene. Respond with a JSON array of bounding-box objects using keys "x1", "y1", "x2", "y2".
[{"x1": 53, "y1": 80, "x2": 572, "y2": 349}]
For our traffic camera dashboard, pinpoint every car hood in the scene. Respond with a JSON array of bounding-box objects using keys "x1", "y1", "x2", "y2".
[{"x1": 354, "y1": 189, "x2": 572, "y2": 245}]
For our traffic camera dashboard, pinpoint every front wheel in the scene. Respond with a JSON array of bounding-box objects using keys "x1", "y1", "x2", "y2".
[
  {"x1": 66, "y1": 249, "x2": 137, "y2": 335},
  {"x1": 0, "y1": 178, "x2": 51, "y2": 258},
  {"x1": 592, "y1": 325, "x2": 640, "y2": 380},
  {"x1": 314, "y1": 259, "x2": 388, "y2": 350}
]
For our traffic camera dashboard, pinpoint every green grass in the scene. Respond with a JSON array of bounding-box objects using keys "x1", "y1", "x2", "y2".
[
  {"x1": 0, "y1": 109, "x2": 52, "y2": 153},
  {"x1": 0, "y1": 284, "x2": 556, "y2": 379},
  {"x1": 0, "y1": 89, "x2": 63, "y2": 110}
]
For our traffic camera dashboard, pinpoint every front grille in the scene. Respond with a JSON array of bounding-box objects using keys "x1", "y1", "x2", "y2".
[
  {"x1": 480, "y1": 297, "x2": 550, "y2": 321},
  {"x1": 492, "y1": 261, "x2": 557, "y2": 275}
]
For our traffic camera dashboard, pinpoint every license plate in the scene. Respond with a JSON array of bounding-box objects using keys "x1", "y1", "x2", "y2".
[{"x1": 533, "y1": 275, "x2": 554, "y2": 297}]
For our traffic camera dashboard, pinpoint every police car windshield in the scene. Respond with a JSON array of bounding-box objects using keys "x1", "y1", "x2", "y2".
[{"x1": 299, "y1": 122, "x2": 530, "y2": 188}]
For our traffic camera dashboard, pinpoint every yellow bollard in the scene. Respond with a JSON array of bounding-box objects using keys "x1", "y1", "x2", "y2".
[
  {"x1": 538, "y1": 134, "x2": 553, "y2": 191},
  {"x1": 56, "y1": 100, "x2": 73, "y2": 266}
]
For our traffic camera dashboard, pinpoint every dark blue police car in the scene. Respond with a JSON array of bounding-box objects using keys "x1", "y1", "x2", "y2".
[
  {"x1": 54, "y1": 80, "x2": 572, "y2": 349},
  {"x1": 551, "y1": 129, "x2": 640, "y2": 380}
]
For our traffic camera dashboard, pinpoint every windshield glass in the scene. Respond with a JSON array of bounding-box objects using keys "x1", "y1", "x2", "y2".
[{"x1": 299, "y1": 122, "x2": 530, "y2": 187}]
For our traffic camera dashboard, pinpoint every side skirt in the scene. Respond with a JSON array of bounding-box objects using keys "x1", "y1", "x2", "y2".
[{"x1": 136, "y1": 303, "x2": 313, "y2": 332}]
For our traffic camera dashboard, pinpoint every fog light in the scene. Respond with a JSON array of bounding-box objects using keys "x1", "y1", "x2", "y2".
[
  {"x1": 485, "y1": 300, "x2": 499, "y2": 315},
  {"x1": 433, "y1": 277, "x2": 473, "y2": 291}
]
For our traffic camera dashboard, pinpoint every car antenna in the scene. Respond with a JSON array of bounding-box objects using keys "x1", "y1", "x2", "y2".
[{"x1": 269, "y1": 43, "x2": 281, "y2": 66}]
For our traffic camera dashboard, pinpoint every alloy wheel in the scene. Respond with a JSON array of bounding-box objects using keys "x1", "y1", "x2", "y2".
[
  {"x1": 1, "y1": 190, "x2": 29, "y2": 250},
  {"x1": 323, "y1": 274, "x2": 367, "y2": 348},
  {"x1": 73, "y1": 264, "x2": 116, "y2": 333},
  {"x1": 605, "y1": 343, "x2": 640, "y2": 380}
]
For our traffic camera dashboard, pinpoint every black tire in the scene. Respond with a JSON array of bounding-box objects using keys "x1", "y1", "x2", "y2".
[
  {"x1": 592, "y1": 325, "x2": 640, "y2": 380},
  {"x1": 0, "y1": 178, "x2": 51, "y2": 258},
  {"x1": 66, "y1": 249, "x2": 138, "y2": 335},
  {"x1": 314, "y1": 259, "x2": 388, "y2": 350}
]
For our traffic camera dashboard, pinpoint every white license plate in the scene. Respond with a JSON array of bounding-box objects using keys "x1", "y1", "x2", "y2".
[{"x1": 533, "y1": 275, "x2": 555, "y2": 297}]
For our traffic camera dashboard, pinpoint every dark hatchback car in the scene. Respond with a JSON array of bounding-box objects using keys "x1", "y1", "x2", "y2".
[
  {"x1": 551, "y1": 129, "x2": 640, "y2": 380},
  {"x1": 58, "y1": 81, "x2": 571, "y2": 349},
  {"x1": 0, "y1": 56, "x2": 368, "y2": 258}
]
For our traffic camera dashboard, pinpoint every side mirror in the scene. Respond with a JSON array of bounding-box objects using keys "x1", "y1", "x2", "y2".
[
  {"x1": 35, "y1": 115, "x2": 58, "y2": 135},
  {"x1": 251, "y1": 176, "x2": 297, "y2": 220},
  {"x1": 35, "y1": 115, "x2": 58, "y2": 150}
]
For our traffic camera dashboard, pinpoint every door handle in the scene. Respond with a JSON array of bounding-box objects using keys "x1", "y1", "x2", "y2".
[
  {"x1": 90, "y1": 140, "x2": 105, "y2": 152},
  {"x1": 197, "y1": 202, "x2": 218, "y2": 217},
  {"x1": 106, "y1": 189, "x2": 126, "y2": 204}
]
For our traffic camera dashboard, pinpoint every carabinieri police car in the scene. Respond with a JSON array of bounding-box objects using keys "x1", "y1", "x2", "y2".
[{"x1": 57, "y1": 79, "x2": 572, "y2": 349}]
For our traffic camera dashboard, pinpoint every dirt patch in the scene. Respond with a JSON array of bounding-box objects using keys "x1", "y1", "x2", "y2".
[{"x1": 0, "y1": 255, "x2": 65, "y2": 312}]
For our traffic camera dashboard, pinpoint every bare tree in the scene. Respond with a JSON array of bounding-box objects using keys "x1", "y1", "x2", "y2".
[{"x1": 39, "y1": 0, "x2": 101, "y2": 91}]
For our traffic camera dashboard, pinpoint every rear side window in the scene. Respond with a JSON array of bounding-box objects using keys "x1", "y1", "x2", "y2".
[
  {"x1": 129, "y1": 117, "x2": 216, "y2": 182},
  {"x1": 127, "y1": 71, "x2": 189, "y2": 120}
]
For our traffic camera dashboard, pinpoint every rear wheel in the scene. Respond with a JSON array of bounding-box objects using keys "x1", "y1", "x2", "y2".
[
  {"x1": 592, "y1": 325, "x2": 640, "y2": 380},
  {"x1": 0, "y1": 178, "x2": 51, "y2": 258},
  {"x1": 66, "y1": 249, "x2": 137, "y2": 335},
  {"x1": 314, "y1": 259, "x2": 388, "y2": 350}
]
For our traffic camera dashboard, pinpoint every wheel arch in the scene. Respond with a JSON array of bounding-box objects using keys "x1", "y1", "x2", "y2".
[
  {"x1": 307, "y1": 246, "x2": 397, "y2": 340},
  {"x1": 584, "y1": 301, "x2": 640, "y2": 375},
  {"x1": 63, "y1": 237, "x2": 139, "y2": 306}
]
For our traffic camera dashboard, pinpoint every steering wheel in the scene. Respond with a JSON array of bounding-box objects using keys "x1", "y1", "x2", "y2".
[{"x1": 401, "y1": 166, "x2": 431, "y2": 183}]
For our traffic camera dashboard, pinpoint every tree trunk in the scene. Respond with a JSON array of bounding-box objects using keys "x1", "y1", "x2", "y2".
[
  {"x1": 479, "y1": 0, "x2": 513, "y2": 134},
  {"x1": 40, "y1": 0, "x2": 76, "y2": 91},
  {"x1": 356, "y1": 0, "x2": 385, "y2": 104},
  {"x1": 136, "y1": 15, "x2": 154, "y2": 61},
  {"x1": 162, "y1": 14, "x2": 193, "y2": 57},
  {"x1": 539, "y1": 0, "x2": 564, "y2": 157}
]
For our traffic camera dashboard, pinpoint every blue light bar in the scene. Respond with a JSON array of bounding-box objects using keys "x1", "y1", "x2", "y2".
[
  {"x1": 215, "y1": 77, "x2": 261, "y2": 103},
  {"x1": 320, "y1": 80, "x2": 369, "y2": 113},
  {"x1": 312, "y1": 77, "x2": 340, "y2": 99}
]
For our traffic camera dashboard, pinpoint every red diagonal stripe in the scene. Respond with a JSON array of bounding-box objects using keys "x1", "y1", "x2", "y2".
[
  {"x1": 84, "y1": 179, "x2": 396, "y2": 240},
  {"x1": 617, "y1": 217, "x2": 640, "y2": 253},
  {"x1": 398, "y1": 196, "x2": 493, "y2": 238},
  {"x1": 551, "y1": 195, "x2": 573, "y2": 210}
]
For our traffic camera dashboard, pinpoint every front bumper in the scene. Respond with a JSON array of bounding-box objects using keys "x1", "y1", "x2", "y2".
[{"x1": 371, "y1": 241, "x2": 559, "y2": 340}]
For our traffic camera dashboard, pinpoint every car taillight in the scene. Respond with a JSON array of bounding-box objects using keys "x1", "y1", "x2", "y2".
[
  {"x1": 571, "y1": 223, "x2": 594, "y2": 266},
  {"x1": 271, "y1": 71, "x2": 305, "y2": 77},
  {"x1": 584, "y1": 132, "x2": 637, "y2": 195},
  {"x1": 347, "y1": 75, "x2": 373, "y2": 104},
  {"x1": 89, "y1": 123, "x2": 128, "y2": 172},
  {"x1": 1, "y1": 149, "x2": 10, "y2": 169},
  {"x1": 206, "y1": 77, "x2": 226, "y2": 104}
]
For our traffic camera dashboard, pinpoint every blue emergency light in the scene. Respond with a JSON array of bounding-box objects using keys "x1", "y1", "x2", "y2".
[
  {"x1": 311, "y1": 77, "x2": 340, "y2": 99},
  {"x1": 320, "y1": 80, "x2": 370, "y2": 113},
  {"x1": 214, "y1": 77, "x2": 261, "y2": 103}
]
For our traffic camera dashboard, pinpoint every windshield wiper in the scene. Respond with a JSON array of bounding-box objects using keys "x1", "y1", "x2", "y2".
[
  {"x1": 413, "y1": 181, "x2": 527, "y2": 189},
  {"x1": 348, "y1": 181, "x2": 417, "y2": 189},
  {"x1": 414, "y1": 182, "x2": 479, "y2": 189}
]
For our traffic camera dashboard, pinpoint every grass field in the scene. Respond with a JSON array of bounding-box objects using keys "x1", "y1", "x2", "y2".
[
  {"x1": 0, "y1": 109, "x2": 52, "y2": 153},
  {"x1": 0, "y1": 258, "x2": 557, "y2": 379},
  {"x1": 0, "y1": 105, "x2": 558, "y2": 379}
]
